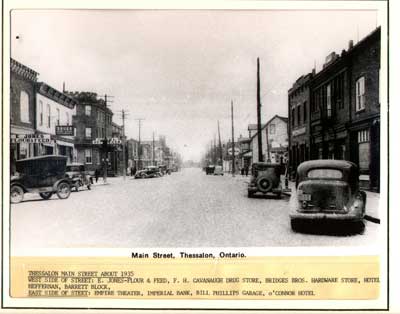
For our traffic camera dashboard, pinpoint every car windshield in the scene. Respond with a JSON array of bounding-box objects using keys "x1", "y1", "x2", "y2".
[
  {"x1": 307, "y1": 168, "x2": 343, "y2": 179},
  {"x1": 66, "y1": 166, "x2": 81, "y2": 172}
]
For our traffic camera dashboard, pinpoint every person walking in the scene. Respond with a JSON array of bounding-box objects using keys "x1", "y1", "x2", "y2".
[
  {"x1": 245, "y1": 166, "x2": 249, "y2": 176},
  {"x1": 241, "y1": 167, "x2": 244, "y2": 176},
  {"x1": 94, "y1": 167, "x2": 100, "y2": 183}
]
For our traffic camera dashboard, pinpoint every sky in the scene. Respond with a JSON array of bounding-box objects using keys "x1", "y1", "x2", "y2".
[{"x1": 11, "y1": 9, "x2": 378, "y2": 162}]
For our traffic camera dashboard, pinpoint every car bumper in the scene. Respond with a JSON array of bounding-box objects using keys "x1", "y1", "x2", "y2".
[
  {"x1": 290, "y1": 212, "x2": 363, "y2": 222},
  {"x1": 248, "y1": 186, "x2": 282, "y2": 193}
]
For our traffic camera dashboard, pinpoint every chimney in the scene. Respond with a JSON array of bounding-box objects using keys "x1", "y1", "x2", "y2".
[
  {"x1": 312, "y1": 68, "x2": 316, "y2": 75},
  {"x1": 348, "y1": 40, "x2": 354, "y2": 49}
]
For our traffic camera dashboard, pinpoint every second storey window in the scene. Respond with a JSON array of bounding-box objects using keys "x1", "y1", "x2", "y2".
[
  {"x1": 56, "y1": 108, "x2": 60, "y2": 126},
  {"x1": 326, "y1": 84, "x2": 332, "y2": 118},
  {"x1": 47, "y1": 104, "x2": 51, "y2": 128},
  {"x1": 297, "y1": 104, "x2": 301, "y2": 125},
  {"x1": 85, "y1": 127, "x2": 92, "y2": 138},
  {"x1": 291, "y1": 107, "x2": 295, "y2": 127},
  {"x1": 269, "y1": 124, "x2": 275, "y2": 134},
  {"x1": 20, "y1": 90, "x2": 30, "y2": 123},
  {"x1": 66, "y1": 112, "x2": 70, "y2": 125},
  {"x1": 303, "y1": 101, "x2": 307, "y2": 122},
  {"x1": 39, "y1": 101, "x2": 43, "y2": 126},
  {"x1": 85, "y1": 105, "x2": 91, "y2": 116},
  {"x1": 356, "y1": 76, "x2": 366, "y2": 111}
]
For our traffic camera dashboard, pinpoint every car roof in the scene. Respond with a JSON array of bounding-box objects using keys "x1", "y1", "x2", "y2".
[
  {"x1": 297, "y1": 159, "x2": 357, "y2": 173},
  {"x1": 16, "y1": 155, "x2": 67, "y2": 162}
]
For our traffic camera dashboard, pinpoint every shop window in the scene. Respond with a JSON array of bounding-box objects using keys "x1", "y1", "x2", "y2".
[
  {"x1": 85, "y1": 149, "x2": 92, "y2": 164},
  {"x1": 356, "y1": 76, "x2": 366, "y2": 111},
  {"x1": 358, "y1": 129, "x2": 370, "y2": 171},
  {"x1": 20, "y1": 91, "x2": 30, "y2": 123}
]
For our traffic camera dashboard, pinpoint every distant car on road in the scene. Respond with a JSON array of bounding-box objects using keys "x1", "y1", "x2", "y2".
[
  {"x1": 289, "y1": 160, "x2": 366, "y2": 233},
  {"x1": 213, "y1": 165, "x2": 224, "y2": 176},
  {"x1": 205, "y1": 165, "x2": 215, "y2": 175},
  {"x1": 134, "y1": 166, "x2": 161, "y2": 179},
  {"x1": 65, "y1": 163, "x2": 92, "y2": 191},
  {"x1": 247, "y1": 162, "x2": 283, "y2": 198},
  {"x1": 10, "y1": 155, "x2": 72, "y2": 203}
]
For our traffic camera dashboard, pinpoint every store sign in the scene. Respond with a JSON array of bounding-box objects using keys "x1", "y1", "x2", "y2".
[
  {"x1": 56, "y1": 125, "x2": 74, "y2": 136},
  {"x1": 92, "y1": 137, "x2": 122, "y2": 145},
  {"x1": 11, "y1": 134, "x2": 53, "y2": 144}
]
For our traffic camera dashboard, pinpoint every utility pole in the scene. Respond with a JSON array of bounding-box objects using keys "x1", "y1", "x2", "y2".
[
  {"x1": 257, "y1": 57, "x2": 264, "y2": 162},
  {"x1": 152, "y1": 131, "x2": 155, "y2": 166},
  {"x1": 98, "y1": 94, "x2": 114, "y2": 183},
  {"x1": 213, "y1": 134, "x2": 217, "y2": 164},
  {"x1": 121, "y1": 110, "x2": 127, "y2": 180},
  {"x1": 135, "y1": 118, "x2": 145, "y2": 170},
  {"x1": 217, "y1": 120, "x2": 223, "y2": 166},
  {"x1": 231, "y1": 100, "x2": 235, "y2": 177}
]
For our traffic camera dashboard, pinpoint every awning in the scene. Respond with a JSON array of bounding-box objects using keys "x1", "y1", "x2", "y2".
[
  {"x1": 241, "y1": 151, "x2": 253, "y2": 158},
  {"x1": 56, "y1": 140, "x2": 74, "y2": 148}
]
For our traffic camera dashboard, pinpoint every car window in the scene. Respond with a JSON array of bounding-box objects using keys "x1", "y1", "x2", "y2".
[{"x1": 307, "y1": 168, "x2": 342, "y2": 179}]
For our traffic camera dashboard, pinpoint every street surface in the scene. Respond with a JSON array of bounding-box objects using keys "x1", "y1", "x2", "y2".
[{"x1": 11, "y1": 168, "x2": 379, "y2": 249}]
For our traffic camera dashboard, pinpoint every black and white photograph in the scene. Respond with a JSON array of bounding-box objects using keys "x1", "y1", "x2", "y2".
[
  {"x1": 8, "y1": 7, "x2": 384, "y2": 249},
  {"x1": 2, "y1": 0, "x2": 396, "y2": 311}
]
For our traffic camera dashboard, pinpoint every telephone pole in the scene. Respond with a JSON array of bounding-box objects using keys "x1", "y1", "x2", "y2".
[
  {"x1": 152, "y1": 131, "x2": 155, "y2": 166},
  {"x1": 217, "y1": 120, "x2": 223, "y2": 166},
  {"x1": 257, "y1": 57, "x2": 264, "y2": 162},
  {"x1": 135, "y1": 118, "x2": 145, "y2": 170},
  {"x1": 121, "y1": 110, "x2": 127, "y2": 180},
  {"x1": 98, "y1": 94, "x2": 114, "y2": 184},
  {"x1": 231, "y1": 100, "x2": 235, "y2": 177}
]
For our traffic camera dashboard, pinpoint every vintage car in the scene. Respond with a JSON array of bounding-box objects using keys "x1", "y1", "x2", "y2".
[
  {"x1": 10, "y1": 155, "x2": 72, "y2": 203},
  {"x1": 65, "y1": 163, "x2": 92, "y2": 191},
  {"x1": 213, "y1": 165, "x2": 224, "y2": 176},
  {"x1": 289, "y1": 160, "x2": 366, "y2": 232},
  {"x1": 247, "y1": 162, "x2": 283, "y2": 198},
  {"x1": 205, "y1": 165, "x2": 215, "y2": 175},
  {"x1": 134, "y1": 166, "x2": 161, "y2": 179}
]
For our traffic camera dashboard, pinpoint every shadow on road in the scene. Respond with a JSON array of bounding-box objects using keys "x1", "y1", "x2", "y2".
[{"x1": 247, "y1": 194, "x2": 290, "y2": 201}]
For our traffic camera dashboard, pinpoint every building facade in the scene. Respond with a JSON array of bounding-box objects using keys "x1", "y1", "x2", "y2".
[
  {"x1": 288, "y1": 72, "x2": 313, "y2": 174},
  {"x1": 10, "y1": 59, "x2": 38, "y2": 172},
  {"x1": 69, "y1": 92, "x2": 114, "y2": 173},
  {"x1": 288, "y1": 27, "x2": 381, "y2": 191},
  {"x1": 250, "y1": 115, "x2": 288, "y2": 165},
  {"x1": 35, "y1": 83, "x2": 77, "y2": 162}
]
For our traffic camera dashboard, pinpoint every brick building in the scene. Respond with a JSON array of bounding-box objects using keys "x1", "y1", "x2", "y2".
[
  {"x1": 288, "y1": 27, "x2": 381, "y2": 190},
  {"x1": 68, "y1": 92, "x2": 113, "y2": 173},
  {"x1": 10, "y1": 59, "x2": 38, "y2": 172},
  {"x1": 288, "y1": 72, "x2": 313, "y2": 173}
]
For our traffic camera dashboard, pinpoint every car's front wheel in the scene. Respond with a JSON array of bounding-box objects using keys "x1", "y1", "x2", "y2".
[
  {"x1": 11, "y1": 185, "x2": 24, "y2": 204},
  {"x1": 56, "y1": 182, "x2": 71, "y2": 199}
]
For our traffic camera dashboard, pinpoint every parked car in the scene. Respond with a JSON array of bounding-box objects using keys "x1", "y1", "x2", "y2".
[
  {"x1": 289, "y1": 160, "x2": 366, "y2": 232},
  {"x1": 205, "y1": 165, "x2": 215, "y2": 175},
  {"x1": 65, "y1": 163, "x2": 92, "y2": 191},
  {"x1": 10, "y1": 155, "x2": 72, "y2": 203},
  {"x1": 213, "y1": 165, "x2": 224, "y2": 176},
  {"x1": 134, "y1": 166, "x2": 161, "y2": 179},
  {"x1": 247, "y1": 162, "x2": 282, "y2": 198}
]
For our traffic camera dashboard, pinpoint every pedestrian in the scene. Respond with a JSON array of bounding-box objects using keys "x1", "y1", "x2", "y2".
[
  {"x1": 94, "y1": 168, "x2": 100, "y2": 183},
  {"x1": 241, "y1": 167, "x2": 244, "y2": 176},
  {"x1": 131, "y1": 166, "x2": 136, "y2": 176},
  {"x1": 245, "y1": 166, "x2": 249, "y2": 176}
]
